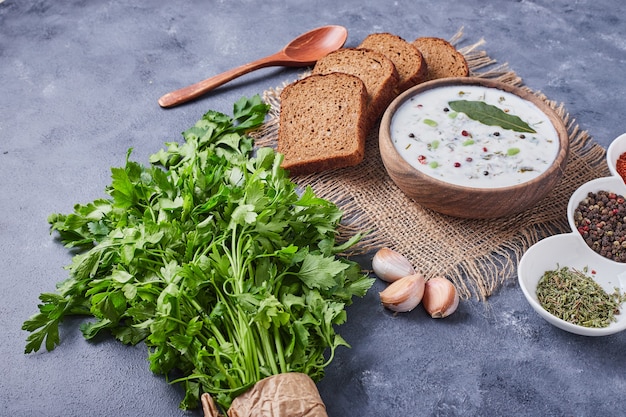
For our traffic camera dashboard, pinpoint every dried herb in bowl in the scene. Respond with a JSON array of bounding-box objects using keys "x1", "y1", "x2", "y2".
[{"x1": 536, "y1": 266, "x2": 625, "y2": 328}]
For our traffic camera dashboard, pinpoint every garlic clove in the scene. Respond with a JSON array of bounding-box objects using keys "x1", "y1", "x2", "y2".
[
  {"x1": 422, "y1": 277, "x2": 459, "y2": 318},
  {"x1": 372, "y1": 247, "x2": 416, "y2": 282},
  {"x1": 379, "y1": 272, "x2": 425, "y2": 312}
]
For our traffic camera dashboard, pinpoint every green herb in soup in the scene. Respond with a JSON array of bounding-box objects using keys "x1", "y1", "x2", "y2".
[
  {"x1": 390, "y1": 85, "x2": 559, "y2": 188},
  {"x1": 447, "y1": 99, "x2": 537, "y2": 133}
]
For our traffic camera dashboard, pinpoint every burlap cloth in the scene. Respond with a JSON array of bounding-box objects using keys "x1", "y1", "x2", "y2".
[{"x1": 253, "y1": 31, "x2": 610, "y2": 301}]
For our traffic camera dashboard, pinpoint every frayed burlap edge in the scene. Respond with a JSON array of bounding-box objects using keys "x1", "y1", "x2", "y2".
[{"x1": 251, "y1": 29, "x2": 610, "y2": 301}]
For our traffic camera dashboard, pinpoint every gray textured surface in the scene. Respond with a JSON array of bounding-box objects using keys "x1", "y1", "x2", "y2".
[{"x1": 2, "y1": 1, "x2": 626, "y2": 416}]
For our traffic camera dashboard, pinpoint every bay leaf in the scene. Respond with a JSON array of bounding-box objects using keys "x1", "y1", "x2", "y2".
[{"x1": 447, "y1": 100, "x2": 537, "y2": 133}]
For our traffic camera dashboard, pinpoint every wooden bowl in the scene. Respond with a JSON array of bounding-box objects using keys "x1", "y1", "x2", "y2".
[{"x1": 378, "y1": 77, "x2": 569, "y2": 219}]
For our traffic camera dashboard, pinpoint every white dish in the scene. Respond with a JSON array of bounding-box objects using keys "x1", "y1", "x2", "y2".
[
  {"x1": 519, "y1": 133, "x2": 626, "y2": 336},
  {"x1": 518, "y1": 233, "x2": 626, "y2": 336}
]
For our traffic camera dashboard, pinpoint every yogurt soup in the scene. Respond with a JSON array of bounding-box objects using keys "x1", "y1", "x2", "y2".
[{"x1": 390, "y1": 85, "x2": 560, "y2": 188}]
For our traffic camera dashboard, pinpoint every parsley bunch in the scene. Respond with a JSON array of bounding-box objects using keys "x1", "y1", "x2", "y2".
[{"x1": 22, "y1": 96, "x2": 374, "y2": 410}]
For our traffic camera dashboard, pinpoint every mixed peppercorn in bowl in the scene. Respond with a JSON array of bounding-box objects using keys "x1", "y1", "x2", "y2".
[{"x1": 570, "y1": 181, "x2": 626, "y2": 263}]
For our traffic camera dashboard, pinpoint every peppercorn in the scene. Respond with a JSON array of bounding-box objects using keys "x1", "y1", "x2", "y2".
[{"x1": 574, "y1": 190, "x2": 626, "y2": 263}]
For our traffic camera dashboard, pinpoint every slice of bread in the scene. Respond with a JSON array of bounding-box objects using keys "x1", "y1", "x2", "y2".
[
  {"x1": 412, "y1": 37, "x2": 469, "y2": 81},
  {"x1": 312, "y1": 48, "x2": 399, "y2": 127},
  {"x1": 277, "y1": 73, "x2": 369, "y2": 176},
  {"x1": 358, "y1": 32, "x2": 427, "y2": 93}
]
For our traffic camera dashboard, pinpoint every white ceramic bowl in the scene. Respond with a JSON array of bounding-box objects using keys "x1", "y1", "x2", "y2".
[
  {"x1": 518, "y1": 233, "x2": 626, "y2": 336},
  {"x1": 519, "y1": 134, "x2": 626, "y2": 336}
]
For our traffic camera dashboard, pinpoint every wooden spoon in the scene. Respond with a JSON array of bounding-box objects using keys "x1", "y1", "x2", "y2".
[{"x1": 158, "y1": 25, "x2": 348, "y2": 108}]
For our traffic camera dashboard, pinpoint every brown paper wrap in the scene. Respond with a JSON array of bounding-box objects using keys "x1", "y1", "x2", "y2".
[{"x1": 201, "y1": 373, "x2": 328, "y2": 417}]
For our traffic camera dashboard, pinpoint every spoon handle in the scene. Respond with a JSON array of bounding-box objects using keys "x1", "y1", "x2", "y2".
[{"x1": 158, "y1": 54, "x2": 284, "y2": 108}]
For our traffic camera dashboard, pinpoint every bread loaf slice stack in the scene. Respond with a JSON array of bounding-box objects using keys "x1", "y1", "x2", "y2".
[
  {"x1": 412, "y1": 37, "x2": 469, "y2": 81},
  {"x1": 277, "y1": 73, "x2": 369, "y2": 176},
  {"x1": 277, "y1": 33, "x2": 468, "y2": 176},
  {"x1": 311, "y1": 48, "x2": 399, "y2": 129},
  {"x1": 358, "y1": 33, "x2": 427, "y2": 94}
]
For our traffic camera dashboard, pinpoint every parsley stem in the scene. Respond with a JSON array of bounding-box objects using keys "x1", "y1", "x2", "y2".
[
  {"x1": 273, "y1": 325, "x2": 287, "y2": 373},
  {"x1": 257, "y1": 323, "x2": 279, "y2": 376}
]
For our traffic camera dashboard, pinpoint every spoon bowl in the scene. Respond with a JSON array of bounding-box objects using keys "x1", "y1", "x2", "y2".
[
  {"x1": 158, "y1": 25, "x2": 348, "y2": 108},
  {"x1": 281, "y1": 25, "x2": 349, "y2": 64}
]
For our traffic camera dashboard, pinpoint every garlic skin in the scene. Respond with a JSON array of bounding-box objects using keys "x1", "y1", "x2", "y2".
[
  {"x1": 372, "y1": 247, "x2": 416, "y2": 282},
  {"x1": 379, "y1": 273, "x2": 425, "y2": 312},
  {"x1": 422, "y1": 277, "x2": 459, "y2": 318}
]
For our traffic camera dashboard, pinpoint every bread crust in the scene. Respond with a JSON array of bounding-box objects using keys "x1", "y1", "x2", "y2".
[
  {"x1": 277, "y1": 73, "x2": 369, "y2": 176},
  {"x1": 312, "y1": 48, "x2": 399, "y2": 128},
  {"x1": 412, "y1": 37, "x2": 469, "y2": 81},
  {"x1": 358, "y1": 32, "x2": 428, "y2": 93}
]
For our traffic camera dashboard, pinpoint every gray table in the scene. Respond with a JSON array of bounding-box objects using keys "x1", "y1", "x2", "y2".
[{"x1": 2, "y1": 1, "x2": 625, "y2": 416}]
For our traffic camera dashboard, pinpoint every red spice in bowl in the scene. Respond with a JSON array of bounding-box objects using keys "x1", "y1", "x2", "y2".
[
  {"x1": 606, "y1": 133, "x2": 626, "y2": 181},
  {"x1": 616, "y1": 152, "x2": 626, "y2": 183}
]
